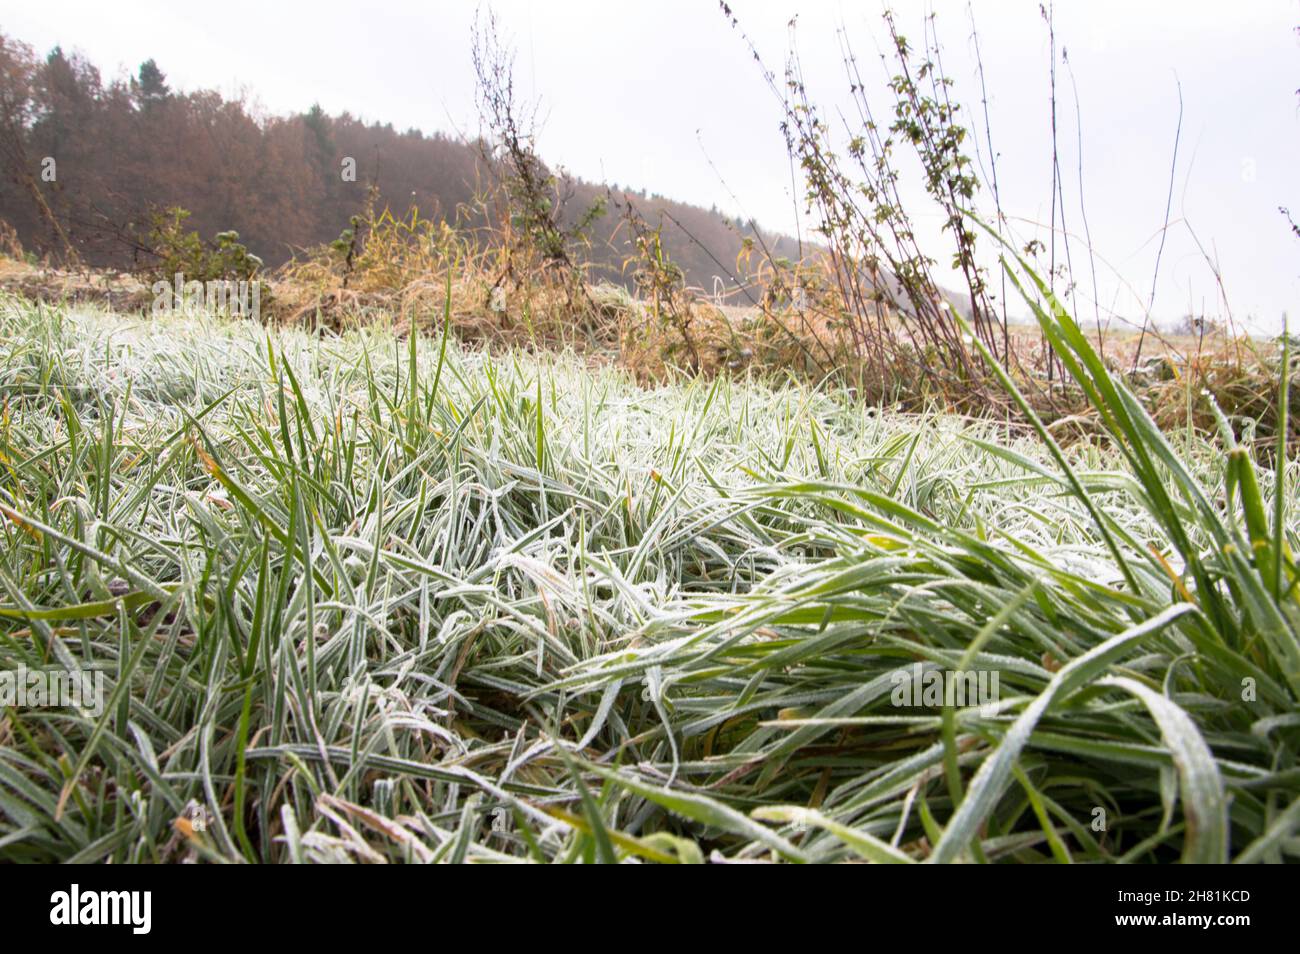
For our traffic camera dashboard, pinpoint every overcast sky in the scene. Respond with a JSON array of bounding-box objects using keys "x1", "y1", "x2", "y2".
[{"x1": 3, "y1": 0, "x2": 1297, "y2": 330}]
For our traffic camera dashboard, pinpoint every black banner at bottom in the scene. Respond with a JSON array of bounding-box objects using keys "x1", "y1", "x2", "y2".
[{"x1": 0, "y1": 863, "x2": 1282, "y2": 940}]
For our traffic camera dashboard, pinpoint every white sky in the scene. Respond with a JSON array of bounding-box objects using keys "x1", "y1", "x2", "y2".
[{"x1": 3, "y1": 0, "x2": 1297, "y2": 330}]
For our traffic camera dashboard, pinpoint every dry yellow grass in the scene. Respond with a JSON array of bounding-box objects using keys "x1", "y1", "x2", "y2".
[{"x1": 1, "y1": 237, "x2": 1290, "y2": 455}]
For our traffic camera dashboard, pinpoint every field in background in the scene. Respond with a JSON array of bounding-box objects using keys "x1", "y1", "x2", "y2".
[
  {"x1": 1, "y1": 251, "x2": 1291, "y2": 459},
  {"x1": 0, "y1": 295, "x2": 1295, "y2": 863}
]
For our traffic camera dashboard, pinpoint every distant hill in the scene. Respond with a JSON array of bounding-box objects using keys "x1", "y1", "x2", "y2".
[{"x1": 0, "y1": 35, "x2": 799, "y2": 297}]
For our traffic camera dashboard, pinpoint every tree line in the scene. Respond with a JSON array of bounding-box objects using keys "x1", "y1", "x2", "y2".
[{"x1": 0, "y1": 33, "x2": 795, "y2": 293}]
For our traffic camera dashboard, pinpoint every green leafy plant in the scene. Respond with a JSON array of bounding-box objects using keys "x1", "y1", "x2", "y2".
[{"x1": 139, "y1": 206, "x2": 265, "y2": 292}]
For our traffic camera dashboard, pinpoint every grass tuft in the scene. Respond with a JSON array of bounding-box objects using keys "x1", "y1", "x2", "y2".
[{"x1": 0, "y1": 285, "x2": 1296, "y2": 863}]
